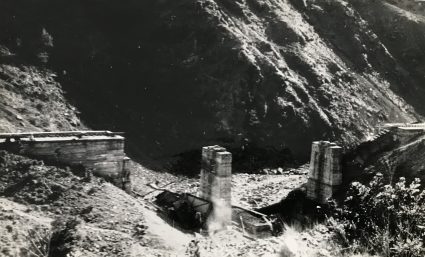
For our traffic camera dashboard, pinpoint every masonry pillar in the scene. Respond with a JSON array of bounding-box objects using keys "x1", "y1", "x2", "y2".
[
  {"x1": 200, "y1": 145, "x2": 232, "y2": 225},
  {"x1": 306, "y1": 141, "x2": 342, "y2": 204},
  {"x1": 122, "y1": 157, "x2": 132, "y2": 193}
]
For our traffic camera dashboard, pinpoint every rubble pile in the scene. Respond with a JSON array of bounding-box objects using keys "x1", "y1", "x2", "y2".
[
  {"x1": 232, "y1": 171, "x2": 308, "y2": 209},
  {"x1": 186, "y1": 223, "x2": 336, "y2": 257}
]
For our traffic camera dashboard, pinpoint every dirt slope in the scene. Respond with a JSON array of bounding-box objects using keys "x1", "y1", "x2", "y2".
[{"x1": 0, "y1": 151, "x2": 187, "y2": 256}]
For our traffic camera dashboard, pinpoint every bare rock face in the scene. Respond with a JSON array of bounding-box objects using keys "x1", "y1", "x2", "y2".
[{"x1": 0, "y1": 0, "x2": 424, "y2": 170}]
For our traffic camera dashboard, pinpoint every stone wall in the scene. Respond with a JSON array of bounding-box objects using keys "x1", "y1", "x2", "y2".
[
  {"x1": 306, "y1": 141, "x2": 342, "y2": 204},
  {"x1": 0, "y1": 131, "x2": 131, "y2": 192}
]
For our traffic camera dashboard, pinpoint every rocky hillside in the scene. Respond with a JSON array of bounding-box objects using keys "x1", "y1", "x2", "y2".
[
  {"x1": 0, "y1": 47, "x2": 82, "y2": 133},
  {"x1": 1, "y1": 0, "x2": 424, "y2": 171}
]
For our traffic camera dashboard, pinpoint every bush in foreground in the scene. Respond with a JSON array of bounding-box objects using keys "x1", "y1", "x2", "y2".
[{"x1": 333, "y1": 174, "x2": 425, "y2": 257}]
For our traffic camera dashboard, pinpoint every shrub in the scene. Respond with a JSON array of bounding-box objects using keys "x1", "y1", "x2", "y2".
[
  {"x1": 333, "y1": 174, "x2": 425, "y2": 257},
  {"x1": 24, "y1": 226, "x2": 52, "y2": 257}
]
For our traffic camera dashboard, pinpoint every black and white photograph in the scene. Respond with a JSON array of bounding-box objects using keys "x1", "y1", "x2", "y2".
[{"x1": 0, "y1": 0, "x2": 425, "y2": 256}]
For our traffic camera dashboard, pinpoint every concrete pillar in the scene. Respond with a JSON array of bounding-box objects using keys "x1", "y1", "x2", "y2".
[
  {"x1": 200, "y1": 145, "x2": 232, "y2": 225},
  {"x1": 306, "y1": 141, "x2": 342, "y2": 204}
]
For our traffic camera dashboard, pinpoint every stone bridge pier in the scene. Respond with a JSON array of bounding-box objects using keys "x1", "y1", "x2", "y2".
[
  {"x1": 306, "y1": 141, "x2": 342, "y2": 204},
  {"x1": 199, "y1": 145, "x2": 232, "y2": 225}
]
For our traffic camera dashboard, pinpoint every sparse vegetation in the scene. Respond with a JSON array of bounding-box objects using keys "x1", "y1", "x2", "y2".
[
  {"x1": 332, "y1": 174, "x2": 425, "y2": 257},
  {"x1": 25, "y1": 227, "x2": 52, "y2": 257}
]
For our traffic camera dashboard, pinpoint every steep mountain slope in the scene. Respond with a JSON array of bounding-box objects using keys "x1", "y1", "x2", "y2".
[
  {"x1": 0, "y1": 47, "x2": 82, "y2": 133},
  {"x1": 349, "y1": 0, "x2": 425, "y2": 113},
  {"x1": 0, "y1": 0, "x2": 423, "y2": 171}
]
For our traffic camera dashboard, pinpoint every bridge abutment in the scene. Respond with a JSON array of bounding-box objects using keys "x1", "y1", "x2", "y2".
[{"x1": 0, "y1": 131, "x2": 131, "y2": 192}]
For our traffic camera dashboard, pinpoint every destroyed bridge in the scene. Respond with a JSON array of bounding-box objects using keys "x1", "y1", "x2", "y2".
[{"x1": 1, "y1": 123, "x2": 424, "y2": 238}]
